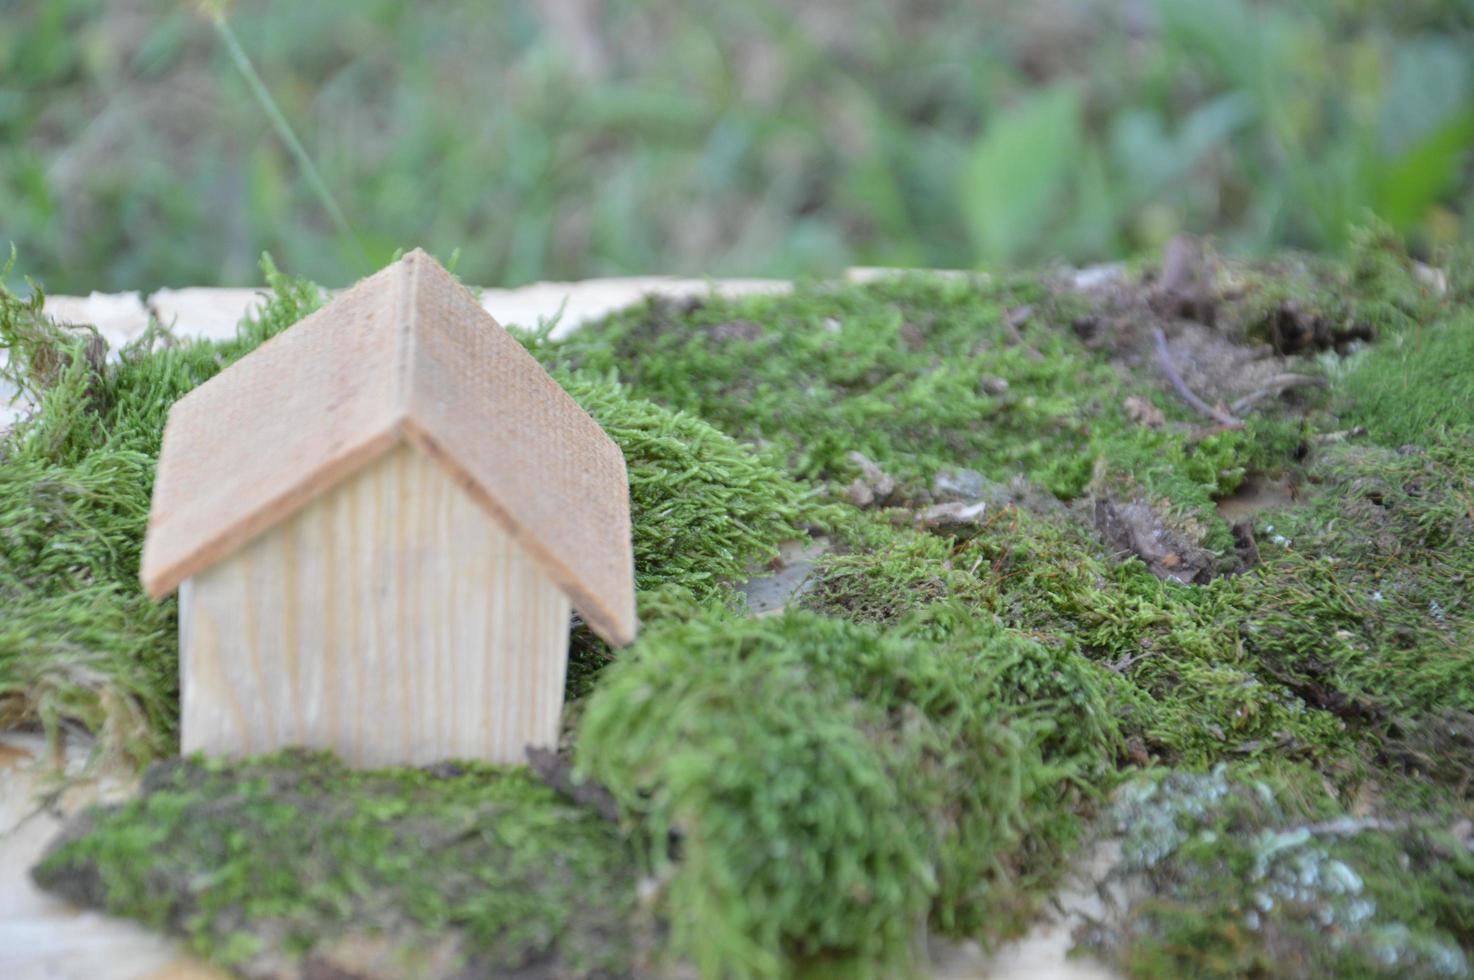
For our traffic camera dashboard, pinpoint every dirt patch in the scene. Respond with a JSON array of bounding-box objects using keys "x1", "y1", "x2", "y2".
[
  {"x1": 1068, "y1": 234, "x2": 1333, "y2": 426},
  {"x1": 1256, "y1": 297, "x2": 1374, "y2": 355},
  {"x1": 1216, "y1": 472, "x2": 1299, "y2": 523},
  {"x1": 737, "y1": 536, "x2": 831, "y2": 615},
  {"x1": 707, "y1": 318, "x2": 765, "y2": 342}
]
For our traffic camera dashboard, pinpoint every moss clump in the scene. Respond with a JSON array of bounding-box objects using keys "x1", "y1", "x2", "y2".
[
  {"x1": 551, "y1": 370, "x2": 817, "y2": 601},
  {"x1": 532, "y1": 267, "x2": 1334, "y2": 586},
  {"x1": 807, "y1": 443, "x2": 1474, "y2": 778},
  {"x1": 1087, "y1": 765, "x2": 1474, "y2": 978},
  {"x1": 1220, "y1": 223, "x2": 1444, "y2": 356},
  {"x1": 802, "y1": 340, "x2": 1474, "y2": 777},
  {"x1": 576, "y1": 607, "x2": 1117, "y2": 977},
  {"x1": 802, "y1": 501, "x2": 1353, "y2": 767},
  {"x1": 33, "y1": 750, "x2": 643, "y2": 978},
  {"x1": 799, "y1": 510, "x2": 992, "y2": 626}
]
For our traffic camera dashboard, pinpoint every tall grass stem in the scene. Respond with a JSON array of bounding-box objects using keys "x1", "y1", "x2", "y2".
[{"x1": 210, "y1": 11, "x2": 368, "y2": 271}]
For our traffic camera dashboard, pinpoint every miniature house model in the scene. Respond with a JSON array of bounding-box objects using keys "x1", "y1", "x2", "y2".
[{"x1": 140, "y1": 251, "x2": 636, "y2": 766}]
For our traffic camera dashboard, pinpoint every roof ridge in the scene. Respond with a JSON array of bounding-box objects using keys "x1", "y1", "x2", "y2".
[{"x1": 393, "y1": 250, "x2": 424, "y2": 422}]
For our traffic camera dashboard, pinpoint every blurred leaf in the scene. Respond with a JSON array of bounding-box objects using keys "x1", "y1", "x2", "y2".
[
  {"x1": 247, "y1": 144, "x2": 288, "y2": 230},
  {"x1": 1157, "y1": 0, "x2": 1273, "y2": 100},
  {"x1": 1379, "y1": 37, "x2": 1472, "y2": 151},
  {"x1": 129, "y1": 11, "x2": 190, "y2": 78},
  {"x1": 1108, "y1": 95, "x2": 1250, "y2": 214},
  {"x1": 1177, "y1": 93, "x2": 1255, "y2": 162},
  {"x1": 839, "y1": 152, "x2": 911, "y2": 249},
  {"x1": 961, "y1": 86, "x2": 1081, "y2": 265},
  {"x1": 571, "y1": 86, "x2": 712, "y2": 138},
  {"x1": 1110, "y1": 109, "x2": 1175, "y2": 192},
  {"x1": 1284, "y1": 132, "x2": 1380, "y2": 250},
  {"x1": 1064, "y1": 145, "x2": 1118, "y2": 259},
  {"x1": 1375, "y1": 110, "x2": 1474, "y2": 232}
]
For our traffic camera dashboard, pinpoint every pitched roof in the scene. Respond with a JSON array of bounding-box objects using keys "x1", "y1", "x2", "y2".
[{"x1": 140, "y1": 250, "x2": 637, "y2": 646}]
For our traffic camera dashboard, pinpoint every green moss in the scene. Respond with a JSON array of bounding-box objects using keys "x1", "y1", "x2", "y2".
[
  {"x1": 1339, "y1": 311, "x2": 1474, "y2": 446},
  {"x1": 549, "y1": 370, "x2": 817, "y2": 601},
  {"x1": 576, "y1": 607, "x2": 1118, "y2": 978},
  {"x1": 805, "y1": 416, "x2": 1474, "y2": 782},
  {"x1": 1342, "y1": 222, "x2": 1446, "y2": 339},
  {"x1": 799, "y1": 511, "x2": 990, "y2": 625},
  {"x1": 1087, "y1": 765, "x2": 1474, "y2": 978},
  {"x1": 531, "y1": 267, "x2": 1344, "y2": 596},
  {"x1": 802, "y1": 502, "x2": 1349, "y2": 767},
  {"x1": 534, "y1": 273, "x2": 1229, "y2": 502},
  {"x1": 33, "y1": 750, "x2": 643, "y2": 977},
  {"x1": 1240, "y1": 443, "x2": 1474, "y2": 780}
]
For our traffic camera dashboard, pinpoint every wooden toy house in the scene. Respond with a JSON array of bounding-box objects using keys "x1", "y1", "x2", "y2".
[{"x1": 140, "y1": 251, "x2": 636, "y2": 766}]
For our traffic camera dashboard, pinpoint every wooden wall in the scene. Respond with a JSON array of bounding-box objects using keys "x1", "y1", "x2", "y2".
[{"x1": 179, "y1": 444, "x2": 572, "y2": 766}]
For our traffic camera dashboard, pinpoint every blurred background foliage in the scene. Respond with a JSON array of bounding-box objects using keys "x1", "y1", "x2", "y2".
[{"x1": 2, "y1": 0, "x2": 1472, "y2": 293}]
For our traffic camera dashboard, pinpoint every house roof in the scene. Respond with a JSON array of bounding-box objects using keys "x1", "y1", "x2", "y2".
[{"x1": 140, "y1": 250, "x2": 637, "y2": 647}]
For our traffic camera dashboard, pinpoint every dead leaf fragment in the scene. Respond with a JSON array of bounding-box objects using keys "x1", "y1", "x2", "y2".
[
  {"x1": 916, "y1": 500, "x2": 988, "y2": 531},
  {"x1": 844, "y1": 451, "x2": 897, "y2": 508},
  {"x1": 1123, "y1": 395, "x2": 1165, "y2": 428}
]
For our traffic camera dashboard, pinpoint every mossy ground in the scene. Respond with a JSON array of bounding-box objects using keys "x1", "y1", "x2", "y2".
[
  {"x1": 9, "y1": 230, "x2": 1474, "y2": 978},
  {"x1": 34, "y1": 751, "x2": 646, "y2": 979}
]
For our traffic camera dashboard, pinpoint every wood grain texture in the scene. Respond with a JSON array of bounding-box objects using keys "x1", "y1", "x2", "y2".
[
  {"x1": 179, "y1": 445, "x2": 572, "y2": 767},
  {"x1": 143, "y1": 249, "x2": 635, "y2": 647}
]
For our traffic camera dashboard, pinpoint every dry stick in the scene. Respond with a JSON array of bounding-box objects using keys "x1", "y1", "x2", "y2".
[
  {"x1": 1294, "y1": 815, "x2": 1444, "y2": 837},
  {"x1": 1314, "y1": 425, "x2": 1368, "y2": 444},
  {"x1": 1151, "y1": 327, "x2": 1243, "y2": 428},
  {"x1": 1001, "y1": 304, "x2": 1045, "y2": 360},
  {"x1": 1229, "y1": 374, "x2": 1329, "y2": 415}
]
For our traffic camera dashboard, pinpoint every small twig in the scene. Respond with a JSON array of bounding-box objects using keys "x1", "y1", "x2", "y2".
[
  {"x1": 1228, "y1": 374, "x2": 1329, "y2": 415},
  {"x1": 1293, "y1": 816, "x2": 1441, "y2": 838},
  {"x1": 1000, "y1": 304, "x2": 1045, "y2": 360},
  {"x1": 1314, "y1": 425, "x2": 1368, "y2": 445},
  {"x1": 1151, "y1": 327, "x2": 1242, "y2": 428},
  {"x1": 1107, "y1": 648, "x2": 1162, "y2": 674},
  {"x1": 1187, "y1": 422, "x2": 1244, "y2": 443}
]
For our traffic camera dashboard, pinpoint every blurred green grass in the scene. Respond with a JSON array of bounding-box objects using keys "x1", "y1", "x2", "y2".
[{"x1": 2, "y1": 0, "x2": 1471, "y2": 293}]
